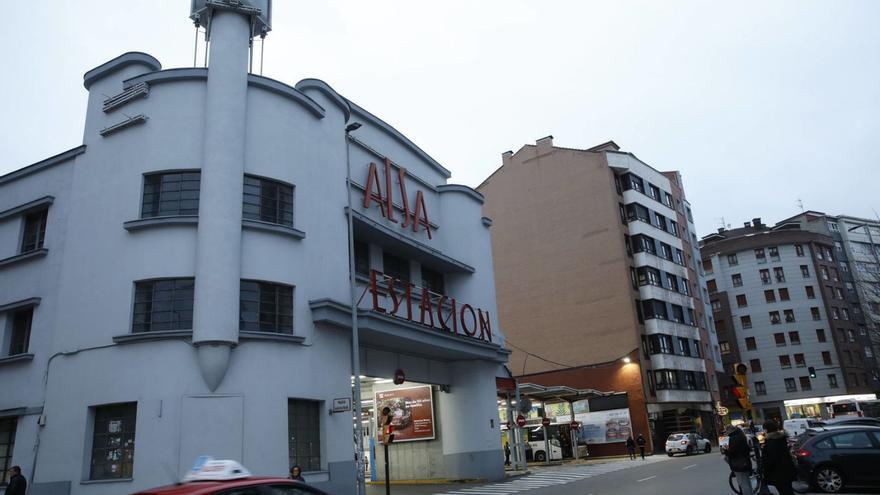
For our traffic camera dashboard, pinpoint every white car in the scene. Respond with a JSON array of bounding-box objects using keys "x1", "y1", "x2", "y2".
[{"x1": 665, "y1": 433, "x2": 711, "y2": 456}]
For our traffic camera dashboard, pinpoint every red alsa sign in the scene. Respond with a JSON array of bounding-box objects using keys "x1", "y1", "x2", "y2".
[
  {"x1": 369, "y1": 270, "x2": 493, "y2": 343},
  {"x1": 363, "y1": 158, "x2": 432, "y2": 239}
]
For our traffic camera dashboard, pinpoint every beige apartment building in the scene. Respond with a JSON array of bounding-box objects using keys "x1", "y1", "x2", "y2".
[{"x1": 478, "y1": 136, "x2": 723, "y2": 450}]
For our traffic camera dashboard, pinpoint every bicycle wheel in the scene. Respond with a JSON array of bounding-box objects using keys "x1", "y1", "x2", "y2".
[
  {"x1": 729, "y1": 471, "x2": 762, "y2": 495},
  {"x1": 729, "y1": 472, "x2": 742, "y2": 495}
]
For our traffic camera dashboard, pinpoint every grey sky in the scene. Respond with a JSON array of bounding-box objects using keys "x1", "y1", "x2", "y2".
[{"x1": 2, "y1": 1, "x2": 878, "y2": 236}]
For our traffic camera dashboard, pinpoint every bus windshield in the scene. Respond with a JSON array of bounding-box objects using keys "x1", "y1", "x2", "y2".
[{"x1": 832, "y1": 402, "x2": 858, "y2": 416}]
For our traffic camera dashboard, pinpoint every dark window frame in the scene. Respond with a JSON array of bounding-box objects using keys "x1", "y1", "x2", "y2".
[
  {"x1": 0, "y1": 418, "x2": 15, "y2": 484},
  {"x1": 132, "y1": 278, "x2": 195, "y2": 333},
  {"x1": 240, "y1": 280, "x2": 294, "y2": 334},
  {"x1": 20, "y1": 208, "x2": 48, "y2": 253},
  {"x1": 288, "y1": 399, "x2": 321, "y2": 472},
  {"x1": 140, "y1": 170, "x2": 201, "y2": 218},
  {"x1": 89, "y1": 402, "x2": 137, "y2": 480},
  {"x1": 243, "y1": 174, "x2": 294, "y2": 227}
]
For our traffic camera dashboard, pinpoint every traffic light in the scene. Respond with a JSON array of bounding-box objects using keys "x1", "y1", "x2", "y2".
[
  {"x1": 733, "y1": 363, "x2": 751, "y2": 412},
  {"x1": 379, "y1": 406, "x2": 395, "y2": 445},
  {"x1": 809, "y1": 366, "x2": 816, "y2": 379}
]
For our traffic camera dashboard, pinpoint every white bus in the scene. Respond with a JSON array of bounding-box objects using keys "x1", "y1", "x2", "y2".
[{"x1": 831, "y1": 398, "x2": 880, "y2": 418}]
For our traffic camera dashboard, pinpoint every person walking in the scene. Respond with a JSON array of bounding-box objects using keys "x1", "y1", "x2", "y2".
[
  {"x1": 636, "y1": 433, "x2": 646, "y2": 459},
  {"x1": 761, "y1": 420, "x2": 795, "y2": 495},
  {"x1": 6, "y1": 466, "x2": 27, "y2": 495},
  {"x1": 504, "y1": 442, "x2": 511, "y2": 466},
  {"x1": 626, "y1": 436, "x2": 636, "y2": 460},
  {"x1": 289, "y1": 465, "x2": 305, "y2": 482},
  {"x1": 725, "y1": 426, "x2": 754, "y2": 495}
]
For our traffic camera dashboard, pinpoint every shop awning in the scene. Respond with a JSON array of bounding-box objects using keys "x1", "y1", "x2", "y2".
[
  {"x1": 310, "y1": 298, "x2": 510, "y2": 363},
  {"x1": 517, "y1": 383, "x2": 617, "y2": 402}
]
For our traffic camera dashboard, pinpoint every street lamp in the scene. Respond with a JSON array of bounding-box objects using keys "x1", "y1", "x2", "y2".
[{"x1": 344, "y1": 121, "x2": 365, "y2": 495}]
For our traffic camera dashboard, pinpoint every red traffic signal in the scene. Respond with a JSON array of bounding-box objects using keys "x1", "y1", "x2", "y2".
[{"x1": 570, "y1": 421, "x2": 580, "y2": 430}]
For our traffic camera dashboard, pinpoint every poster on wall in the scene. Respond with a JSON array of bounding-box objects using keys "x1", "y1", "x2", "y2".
[
  {"x1": 375, "y1": 385, "x2": 435, "y2": 442},
  {"x1": 574, "y1": 408, "x2": 632, "y2": 444}
]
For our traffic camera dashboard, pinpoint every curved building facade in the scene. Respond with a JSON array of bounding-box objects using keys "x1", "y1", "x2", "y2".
[{"x1": 0, "y1": 4, "x2": 508, "y2": 494}]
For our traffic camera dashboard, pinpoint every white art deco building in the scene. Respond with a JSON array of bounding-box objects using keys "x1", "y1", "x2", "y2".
[{"x1": 0, "y1": 2, "x2": 509, "y2": 494}]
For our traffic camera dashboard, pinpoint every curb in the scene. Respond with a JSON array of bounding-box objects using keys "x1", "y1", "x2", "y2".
[{"x1": 367, "y1": 478, "x2": 486, "y2": 486}]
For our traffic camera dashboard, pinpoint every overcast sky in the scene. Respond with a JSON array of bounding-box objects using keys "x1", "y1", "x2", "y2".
[{"x1": 2, "y1": 1, "x2": 878, "y2": 236}]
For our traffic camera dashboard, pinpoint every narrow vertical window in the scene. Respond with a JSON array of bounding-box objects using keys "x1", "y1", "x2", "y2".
[
  {"x1": 20, "y1": 209, "x2": 48, "y2": 253},
  {"x1": 288, "y1": 399, "x2": 321, "y2": 472},
  {"x1": 0, "y1": 418, "x2": 16, "y2": 483},
  {"x1": 9, "y1": 308, "x2": 33, "y2": 355},
  {"x1": 90, "y1": 403, "x2": 137, "y2": 480}
]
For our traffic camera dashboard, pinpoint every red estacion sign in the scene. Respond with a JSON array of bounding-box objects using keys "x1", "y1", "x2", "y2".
[
  {"x1": 363, "y1": 158, "x2": 432, "y2": 239},
  {"x1": 369, "y1": 270, "x2": 493, "y2": 343}
]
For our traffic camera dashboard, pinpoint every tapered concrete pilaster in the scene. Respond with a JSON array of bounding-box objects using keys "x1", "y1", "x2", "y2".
[{"x1": 193, "y1": 10, "x2": 251, "y2": 391}]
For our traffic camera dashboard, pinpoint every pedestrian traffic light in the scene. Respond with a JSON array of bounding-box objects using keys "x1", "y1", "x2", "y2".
[
  {"x1": 379, "y1": 406, "x2": 395, "y2": 445},
  {"x1": 809, "y1": 366, "x2": 816, "y2": 379}
]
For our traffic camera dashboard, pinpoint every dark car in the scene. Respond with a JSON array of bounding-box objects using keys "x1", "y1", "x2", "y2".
[
  {"x1": 822, "y1": 416, "x2": 880, "y2": 428},
  {"x1": 131, "y1": 478, "x2": 330, "y2": 495},
  {"x1": 793, "y1": 425, "x2": 880, "y2": 493}
]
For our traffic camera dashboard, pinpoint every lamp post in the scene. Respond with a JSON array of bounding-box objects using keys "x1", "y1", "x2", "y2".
[{"x1": 345, "y1": 122, "x2": 365, "y2": 495}]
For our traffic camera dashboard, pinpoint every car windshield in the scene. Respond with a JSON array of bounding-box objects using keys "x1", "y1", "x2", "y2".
[{"x1": 668, "y1": 434, "x2": 685, "y2": 441}]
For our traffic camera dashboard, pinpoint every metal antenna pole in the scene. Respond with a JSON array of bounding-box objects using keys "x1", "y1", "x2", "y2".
[
  {"x1": 193, "y1": 23, "x2": 200, "y2": 67},
  {"x1": 260, "y1": 35, "x2": 265, "y2": 76},
  {"x1": 346, "y1": 125, "x2": 366, "y2": 495}
]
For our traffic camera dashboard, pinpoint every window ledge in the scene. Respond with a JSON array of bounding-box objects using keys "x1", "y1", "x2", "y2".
[
  {"x1": 242, "y1": 219, "x2": 305, "y2": 239},
  {"x1": 0, "y1": 248, "x2": 48, "y2": 268},
  {"x1": 113, "y1": 330, "x2": 193, "y2": 344},
  {"x1": 124, "y1": 216, "x2": 198, "y2": 232},
  {"x1": 0, "y1": 353, "x2": 34, "y2": 366},
  {"x1": 80, "y1": 478, "x2": 133, "y2": 485},
  {"x1": 239, "y1": 331, "x2": 305, "y2": 344}
]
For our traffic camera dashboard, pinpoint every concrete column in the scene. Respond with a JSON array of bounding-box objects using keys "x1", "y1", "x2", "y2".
[{"x1": 192, "y1": 10, "x2": 250, "y2": 391}]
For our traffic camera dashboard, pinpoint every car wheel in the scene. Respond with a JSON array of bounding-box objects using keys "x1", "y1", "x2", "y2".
[
  {"x1": 814, "y1": 466, "x2": 844, "y2": 493},
  {"x1": 535, "y1": 451, "x2": 546, "y2": 462},
  {"x1": 667, "y1": 452, "x2": 674, "y2": 457},
  {"x1": 704, "y1": 444, "x2": 711, "y2": 454},
  {"x1": 686, "y1": 445, "x2": 694, "y2": 456}
]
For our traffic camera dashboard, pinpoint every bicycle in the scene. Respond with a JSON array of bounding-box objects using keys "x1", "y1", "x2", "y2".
[{"x1": 728, "y1": 470, "x2": 764, "y2": 495}]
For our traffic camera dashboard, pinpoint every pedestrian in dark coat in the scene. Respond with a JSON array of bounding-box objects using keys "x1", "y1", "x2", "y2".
[
  {"x1": 504, "y1": 442, "x2": 511, "y2": 466},
  {"x1": 626, "y1": 436, "x2": 636, "y2": 460},
  {"x1": 6, "y1": 466, "x2": 27, "y2": 495},
  {"x1": 725, "y1": 426, "x2": 754, "y2": 495},
  {"x1": 761, "y1": 420, "x2": 795, "y2": 495},
  {"x1": 636, "y1": 434, "x2": 646, "y2": 459},
  {"x1": 289, "y1": 465, "x2": 305, "y2": 482}
]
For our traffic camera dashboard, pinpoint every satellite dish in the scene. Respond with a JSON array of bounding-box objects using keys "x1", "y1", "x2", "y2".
[{"x1": 518, "y1": 398, "x2": 532, "y2": 414}]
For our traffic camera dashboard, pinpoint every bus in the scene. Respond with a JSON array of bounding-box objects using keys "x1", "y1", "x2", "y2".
[{"x1": 831, "y1": 399, "x2": 880, "y2": 418}]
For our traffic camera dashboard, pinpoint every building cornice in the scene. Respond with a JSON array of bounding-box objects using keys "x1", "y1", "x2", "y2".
[{"x1": 0, "y1": 146, "x2": 85, "y2": 186}]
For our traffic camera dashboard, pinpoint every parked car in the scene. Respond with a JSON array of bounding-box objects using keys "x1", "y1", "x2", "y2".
[
  {"x1": 822, "y1": 416, "x2": 880, "y2": 428},
  {"x1": 793, "y1": 425, "x2": 880, "y2": 493},
  {"x1": 666, "y1": 432, "x2": 711, "y2": 456},
  {"x1": 784, "y1": 418, "x2": 825, "y2": 438}
]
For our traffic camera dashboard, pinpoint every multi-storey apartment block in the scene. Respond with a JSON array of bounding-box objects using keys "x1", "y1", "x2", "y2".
[{"x1": 701, "y1": 219, "x2": 878, "y2": 422}]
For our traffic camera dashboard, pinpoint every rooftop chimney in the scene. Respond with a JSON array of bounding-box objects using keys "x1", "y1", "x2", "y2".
[
  {"x1": 718, "y1": 228, "x2": 725, "y2": 234},
  {"x1": 502, "y1": 150, "x2": 513, "y2": 165},
  {"x1": 536, "y1": 135, "x2": 554, "y2": 155},
  {"x1": 752, "y1": 217, "x2": 763, "y2": 229},
  {"x1": 744, "y1": 221, "x2": 751, "y2": 228}
]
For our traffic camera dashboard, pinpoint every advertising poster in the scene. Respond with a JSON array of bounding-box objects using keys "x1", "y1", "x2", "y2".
[
  {"x1": 573, "y1": 408, "x2": 632, "y2": 444},
  {"x1": 375, "y1": 385, "x2": 435, "y2": 442}
]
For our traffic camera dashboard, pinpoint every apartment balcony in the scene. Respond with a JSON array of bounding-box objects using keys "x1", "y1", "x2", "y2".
[
  {"x1": 638, "y1": 284, "x2": 694, "y2": 309},
  {"x1": 650, "y1": 353, "x2": 708, "y2": 373},
  {"x1": 632, "y1": 252, "x2": 689, "y2": 279},
  {"x1": 655, "y1": 389, "x2": 713, "y2": 404},
  {"x1": 644, "y1": 318, "x2": 701, "y2": 339}
]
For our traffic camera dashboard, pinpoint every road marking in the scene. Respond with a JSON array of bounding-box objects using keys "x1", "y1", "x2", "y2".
[
  {"x1": 637, "y1": 475, "x2": 657, "y2": 482},
  {"x1": 682, "y1": 464, "x2": 697, "y2": 470}
]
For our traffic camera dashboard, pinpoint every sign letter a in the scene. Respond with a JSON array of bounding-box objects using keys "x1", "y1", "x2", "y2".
[{"x1": 363, "y1": 162, "x2": 386, "y2": 217}]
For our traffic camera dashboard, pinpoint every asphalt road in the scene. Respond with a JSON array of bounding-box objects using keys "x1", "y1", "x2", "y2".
[{"x1": 367, "y1": 451, "x2": 880, "y2": 495}]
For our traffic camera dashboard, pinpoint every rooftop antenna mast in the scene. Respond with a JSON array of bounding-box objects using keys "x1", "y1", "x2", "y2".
[
  {"x1": 193, "y1": 14, "x2": 201, "y2": 67},
  {"x1": 797, "y1": 199, "x2": 804, "y2": 212}
]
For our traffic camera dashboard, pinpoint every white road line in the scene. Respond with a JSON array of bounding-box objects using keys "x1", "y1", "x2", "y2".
[
  {"x1": 637, "y1": 475, "x2": 657, "y2": 482},
  {"x1": 682, "y1": 464, "x2": 697, "y2": 470}
]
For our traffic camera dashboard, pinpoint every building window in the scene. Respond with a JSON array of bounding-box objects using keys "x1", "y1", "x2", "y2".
[
  {"x1": 755, "y1": 248, "x2": 766, "y2": 263},
  {"x1": 745, "y1": 337, "x2": 757, "y2": 350},
  {"x1": 800, "y1": 265, "x2": 810, "y2": 278},
  {"x1": 841, "y1": 308, "x2": 850, "y2": 320},
  {"x1": 795, "y1": 244, "x2": 805, "y2": 256},
  {"x1": 847, "y1": 329, "x2": 855, "y2": 342},
  {"x1": 755, "y1": 381, "x2": 767, "y2": 396},
  {"x1": 707, "y1": 280, "x2": 717, "y2": 294},
  {"x1": 799, "y1": 376, "x2": 812, "y2": 391},
  {"x1": 702, "y1": 259, "x2": 713, "y2": 273},
  {"x1": 834, "y1": 287, "x2": 844, "y2": 300},
  {"x1": 141, "y1": 171, "x2": 200, "y2": 218},
  {"x1": 774, "y1": 333, "x2": 786, "y2": 346},
  {"x1": 785, "y1": 378, "x2": 797, "y2": 392},
  {"x1": 828, "y1": 222, "x2": 839, "y2": 232},
  {"x1": 89, "y1": 402, "x2": 137, "y2": 480},
  {"x1": 243, "y1": 175, "x2": 294, "y2": 226},
  {"x1": 770, "y1": 311, "x2": 781, "y2": 324},
  {"x1": 732, "y1": 274, "x2": 743, "y2": 287},
  {"x1": 820, "y1": 266, "x2": 829, "y2": 280},
  {"x1": 736, "y1": 294, "x2": 748, "y2": 308},
  {"x1": 811, "y1": 307, "x2": 821, "y2": 320},
  {"x1": 642, "y1": 299, "x2": 668, "y2": 320},
  {"x1": 779, "y1": 355, "x2": 792, "y2": 368},
  {"x1": 648, "y1": 184, "x2": 660, "y2": 200},
  {"x1": 828, "y1": 374, "x2": 838, "y2": 388},
  {"x1": 769, "y1": 246, "x2": 780, "y2": 261},
  {"x1": 132, "y1": 278, "x2": 194, "y2": 333},
  {"x1": 779, "y1": 288, "x2": 790, "y2": 301},
  {"x1": 288, "y1": 399, "x2": 321, "y2": 472},
  {"x1": 727, "y1": 253, "x2": 738, "y2": 266},
  {"x1": 784, "y1": 309, "x2": 795, "y2": 322},
  {"x1": 0, "y1": 418, "x2": 16, "y2": 484},
  {"x1": 774, "y1": 267, "x2": 786, "y2": 283},
  {"x1": 20, "y1": 209, "x2": 48, "y2": 253},
  {"x1": 741, "y1": 315, "x2": 752, "y2": 329},
  {"x1": 618, "y1": 203, "x2": 627, "y2": 224},
  {"x1": 719, "y1": 341, "x2": 731, "y2": 354},
  {"x1": 816, "y1": 328, "x2": 826, "y2": 342},
  {"x1": 822, "y1": 351, "x2": 832, "y2": 365},
  {"x1": 239, "y1": 281, "x2": 293, "y2": 334},
  {"x1": 765, "y1": 290, "x2": 776, "y2": 303},
  {"x1": 805, "y1": 286, "x2": 815, "y2": 299},
  {"x1": 831, "y1": 308, "x2": 840, "y2": 320},
  {"x1": 788, "y1": 331, "x2": 800, "y2": 345},
  {"x1": 421, "y1": 267, "x2": 445, "y2": 295},
  {"x1": 760, "y1": 269, "x2": 771, "y2": 285},
  {"x1": 383, "y1": 252, "x2": 410, "y2": 283},
  {"x1": 794, "y1": 353, "x2": 806, "y2": 367},
  {"x1": 8, "y1": 308, "x2": 33, "y2": 356},
  {"x1": 750, "y1": 359, "x2": 762, "y2": 372},
  {"x1": 354, "y1": 240, "x2": 370, "y2": 277}
]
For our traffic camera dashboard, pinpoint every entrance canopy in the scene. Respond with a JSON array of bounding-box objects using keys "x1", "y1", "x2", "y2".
[{"x1": 517, "y1": 383, "x2": 617, "y2": 403}]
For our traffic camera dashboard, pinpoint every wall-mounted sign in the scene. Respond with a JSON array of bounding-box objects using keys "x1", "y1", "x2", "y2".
[
  {"x1": 375, "y1": 385, "x2": 435, "y2": 442},
  {"x1": 369, "y1": 270, "x2": 493, "y2": 343},
  {"x1": 331, "y1": 398, "x2": 351, "y2": 413},
  {"x1": 573, "y1": 408, "x2": 632, "y2": 444},
  {"x1": 363, "y1": 158, "x2": 432, "y2": 239}
]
